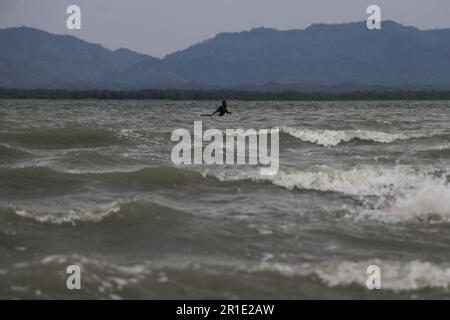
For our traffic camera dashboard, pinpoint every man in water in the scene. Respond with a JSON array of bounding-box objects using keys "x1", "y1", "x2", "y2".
[{"x1": 202, "y1": 100, "x2": 232, "y2": 116}]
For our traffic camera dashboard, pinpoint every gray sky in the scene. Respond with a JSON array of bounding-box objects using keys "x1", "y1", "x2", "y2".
[{"x1": 1, "y1": 0, "x2": 449, "y2": 57}]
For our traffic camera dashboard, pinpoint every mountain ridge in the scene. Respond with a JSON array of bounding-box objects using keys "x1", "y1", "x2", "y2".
[{"x1": 1, "y1": 21, "x2": 450, "y2": 90}]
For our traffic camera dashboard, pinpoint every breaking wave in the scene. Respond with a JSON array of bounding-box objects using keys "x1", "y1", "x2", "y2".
[
  {"x1": 207, "y1": 165, "x2": 442, "y2": 196},
  {"x1": 248, "y1": 260, "x2": 450, "y2": 292},
  {"x1": 3, "y1": 164, "x2": 450, "y2": 224},
  {"x1": 6, "y1": 255, "x2": 449, "y2": 295},
  {"x1": 358, "y1": 181, "x2": 450, "y2": 223},
  {"x1": 280, "y1": 127, "x2": 432, "y2": 147},
  {"x1": 206, "y1": 165, "x2": 450, "y2": 223}
]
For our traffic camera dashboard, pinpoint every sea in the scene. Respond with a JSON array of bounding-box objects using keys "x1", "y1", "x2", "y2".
[{"x1": 0, "y1": 99, "x2": 449, "y2": 299}]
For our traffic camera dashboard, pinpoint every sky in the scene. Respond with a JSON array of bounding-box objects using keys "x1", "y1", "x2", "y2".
[{"x1": 1, "y1": 0, "x2": 450, "y2": 58}]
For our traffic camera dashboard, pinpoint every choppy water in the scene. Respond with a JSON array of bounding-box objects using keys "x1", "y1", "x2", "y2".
[{"x1": 1, "y1": 99, "x2": 450, "y2": 299}]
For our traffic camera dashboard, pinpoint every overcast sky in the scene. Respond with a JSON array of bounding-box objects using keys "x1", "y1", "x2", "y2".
[{"x1": 1, "y1": 0, "x2": 449, "y2": 57}]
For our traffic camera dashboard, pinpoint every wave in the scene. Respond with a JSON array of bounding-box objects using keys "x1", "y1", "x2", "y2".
[
  {"x1": 4, "y1": 253, "x2": 149, "y2": 299},
  {"x1": 0, "y1": 128, "x2": 124, "y2": 149},
  {"x1": 207, "y1": 165, "x2": 442, "y2": 196},
  {"x1": 10, "y1": 199, "x2": 187, "y2": 225},
  {"x1": 358, "y1": 181, "x2": 450, "y2": 223},
  {"x1": 0, "y1": 166, "x2": 84, "y2": 195},
  {"x1": 280, "y1": 127, "x2": 431, "y2": 147},
  {"x1": 0, "y1": 126, "x2": 437, "y2": 150},
  {"x1": 3, "y1": 164, "x2": 450, "y2": 223},
  {"x1": 0, "y1": 143, "x2": 31, "y2": 163},
  {"x1": 418, "y1": 144, "x2": 450, "y2": 159},
  {"x1": 206, "y1": 165, "x2": 450, "y2": 223},
  {"x1": 246, "y1": 259, "x2": 450, "y2": 292},
  {"x1": 96, "y1": 166, "x2": 207, "y2": 188},
  {"x1": 118, "y1": 128, "x2": 170, "y2": 142},
  {"x1": 0, "y1": 165, "x2": 208, "y2": 195},
  {"x1": 6, "y1": 254, "x2": 449, "y2": 295},
  {"x1": 13, "y1": 201, "x2": 122, "y2": 225}
]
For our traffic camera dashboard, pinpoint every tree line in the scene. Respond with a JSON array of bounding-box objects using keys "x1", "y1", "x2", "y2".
[{"x1": 1, "y1": 88, "x2": 450, "y2": 101}]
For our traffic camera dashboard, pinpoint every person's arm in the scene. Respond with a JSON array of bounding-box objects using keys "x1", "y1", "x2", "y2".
[{"x1": 225, "y1": 109, "x2": 232, "y2": 114}]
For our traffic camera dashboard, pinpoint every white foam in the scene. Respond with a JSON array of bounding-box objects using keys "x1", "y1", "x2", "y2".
[
  {"x1": 118, "y1": 128, "x2": 146, "y2": 141},
  {"x1": 207, "y1": 165, "x2": 450, "y2": 223},
  {"x1": 361, "y1": 181, "x2": 450, "y2": 223},
  {"x1": 14, "y1": 201, "x2": 121, "y2": 225},
  {"x1": 37, "y1": 254, "x2": 148, "y2": 297},
  {"x1": 249, "y1": 260, "x2": 450, "y2": 292},
  {"x1": 423, "y1": 143, "x2": 450, "y2": 151},
  {"x1": 8, "y1": 254, "x2": 450, "y2": 294},
  {"x1": 281, "y1": 127, "x2": 426, "y2": 147},
  {"x1": 0, "y1": 143, "x2": 12, "y2": 148},
  {"x1": 209, "y1": 165, "x2": 436, "y2": 196}
]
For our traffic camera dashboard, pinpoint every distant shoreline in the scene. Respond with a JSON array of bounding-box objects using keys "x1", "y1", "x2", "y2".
[{"x1": 1, "y1": 88, "x2": 450, "y2": 101}]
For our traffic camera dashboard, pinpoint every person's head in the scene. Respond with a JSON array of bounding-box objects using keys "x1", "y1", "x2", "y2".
[{"x1": 222, "y1": 100, "x2": 228, "y2": 107}]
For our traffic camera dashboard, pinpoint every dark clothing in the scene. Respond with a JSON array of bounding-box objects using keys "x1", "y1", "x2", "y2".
[
  {"x1": 202, "y1": 105, "x2": 231, "y2": 117},
  {"x1": 214, "y1": 105, "x2": 231, "y2": 116}
]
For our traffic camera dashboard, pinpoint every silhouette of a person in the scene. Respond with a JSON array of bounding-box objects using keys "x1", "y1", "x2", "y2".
[{"x1": 202, "y1": 100, "x2": 232, "y2": 116}]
